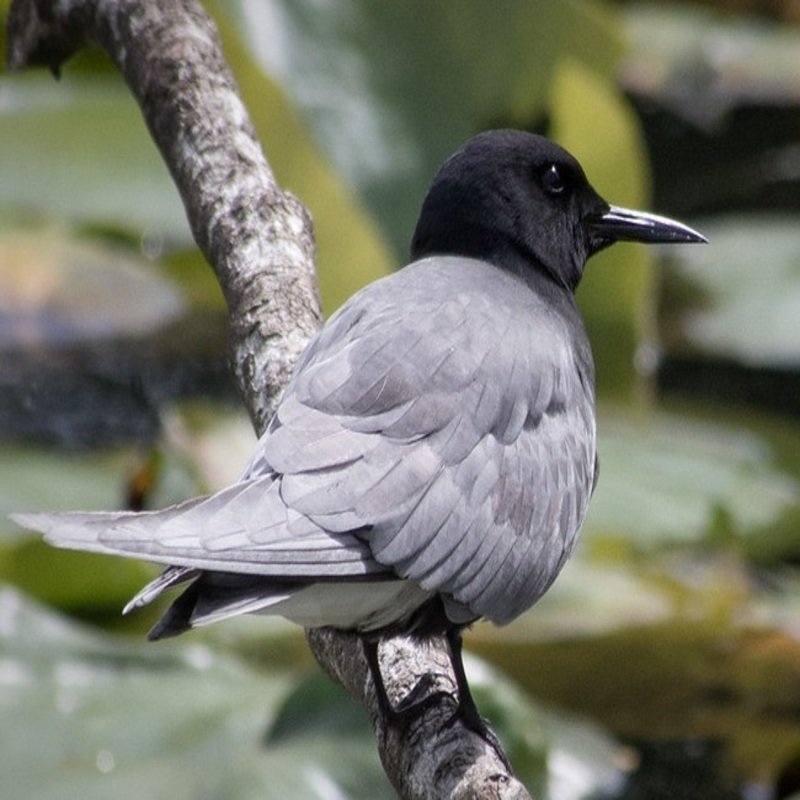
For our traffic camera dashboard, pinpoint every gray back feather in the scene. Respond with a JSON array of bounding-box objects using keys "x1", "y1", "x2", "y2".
[{"x1": 257, "y1": 256, "x2": 596, "y2": 624}]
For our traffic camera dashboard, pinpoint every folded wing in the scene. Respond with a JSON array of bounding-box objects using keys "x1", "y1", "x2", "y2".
[{"x1": 13, "y1": 256, "x2": 596, "y2": 631}]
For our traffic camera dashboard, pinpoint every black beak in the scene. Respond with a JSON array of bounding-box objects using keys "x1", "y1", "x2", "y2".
[{"x1": 588, "y1": 205, "x2": 707, "y2": 246}]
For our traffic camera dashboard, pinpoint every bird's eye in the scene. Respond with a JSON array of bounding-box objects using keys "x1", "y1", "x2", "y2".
[{"x1": 541, "y1": 164, "x2": 567, "y2": 196}]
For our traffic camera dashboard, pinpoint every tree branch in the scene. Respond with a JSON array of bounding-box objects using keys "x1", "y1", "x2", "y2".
[{"x1": 6, "y1": 1, "x2": 530, "y2": 797}]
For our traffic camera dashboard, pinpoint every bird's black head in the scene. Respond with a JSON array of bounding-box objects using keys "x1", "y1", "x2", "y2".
[{"x1": 410, "y1": 130, "x2": 705, "y2": 292}]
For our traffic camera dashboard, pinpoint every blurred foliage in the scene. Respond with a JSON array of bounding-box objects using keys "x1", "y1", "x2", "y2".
[
  {"x1": 0, "y1": 19, "x2": 393, "y2": 317},
  {"x1": 661, "y1": 216, "x2": 800, "y2": 367},
  {"x1": 224, "y1": 0, "x2": 623, "y2": 255},
  {"x1": 472, "y1": 618, "x2": 800, "y2": 793},
  {"x1": 588, "y1": 409, "x2": 798, "y2": 549},
  {"x1": 0, "y1": 587, "x2": 382, "y2": 800},
  {"x1": 0, "y1": 587, "x2": 629, "y2": 799}
]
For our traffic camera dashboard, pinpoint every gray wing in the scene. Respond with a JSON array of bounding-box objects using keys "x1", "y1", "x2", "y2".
[
  {"x1": 257, "y1": 257, "x2": 597, "y2": 624},
  {"x1": 12, "y1": 475, "x2": 383, "y2": 578},
  {"x1": 14, "y1": 256, "x2": 595, "y2": 628}
]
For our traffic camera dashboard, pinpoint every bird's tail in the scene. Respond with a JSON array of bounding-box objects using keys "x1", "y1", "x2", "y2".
[
  {"x1": 10, "y1": 476, "x2": 413, "y2": 636},
  {"x1": 11, "y1": 475, "x2": 383, "y2": 578}
]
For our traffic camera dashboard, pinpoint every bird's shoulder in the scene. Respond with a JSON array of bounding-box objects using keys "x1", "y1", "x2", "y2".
[
  {"x1": 245, "y1": 255, "x2": 593, "y2": 484},
  {"x1": 285, "y1": 255, "x2": 580, "y2": 428}
]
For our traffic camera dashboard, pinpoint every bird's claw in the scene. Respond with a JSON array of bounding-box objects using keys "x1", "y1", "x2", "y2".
[
  {"x1": 392, "y1": 673, "x2": 450, "y2": 716},
  {"x1": 389, "y1": 678, "x2": 512, "y2": 773}
]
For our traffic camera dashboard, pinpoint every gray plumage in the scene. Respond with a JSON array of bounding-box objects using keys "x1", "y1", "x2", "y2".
[
  {"x1": 12, "y1": 130, "x2": 704, "y2": 653},
  {"x1": 15, "y1": 255, "x2": 594, "y2": 632}
]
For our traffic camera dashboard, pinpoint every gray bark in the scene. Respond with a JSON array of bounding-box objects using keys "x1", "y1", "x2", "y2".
[{"x1": 5, "y1": 1, "x2": 531, "y2": 797}]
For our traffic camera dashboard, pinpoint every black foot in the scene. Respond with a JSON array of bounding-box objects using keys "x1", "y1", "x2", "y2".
[
  {"x1": 442, "y1": 628, "x2": 513, "y2": 772},
  {"x1": 392, "y1": 672, "x2": 450, "y2": 717},
  {"x1": 362, "y1": 635, "x2": 513, "y2": 772},
  {"x1": 445, "y1": 706, "x2": 511, "y2": 772},
  {"x1": 363, "y1": 640, "x2": 457, "y2": 724}
]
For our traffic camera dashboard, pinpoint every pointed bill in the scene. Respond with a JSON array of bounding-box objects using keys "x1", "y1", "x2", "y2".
[{"x1": 588, "y1": 205, "x2": 707, "y2": 245}]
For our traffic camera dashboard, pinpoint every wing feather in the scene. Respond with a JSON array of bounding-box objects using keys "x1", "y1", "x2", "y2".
[
  {"x1": 13, "y1": 474, "x2": 384, "y2": 578},
  {"x1": 258, "y1": 258, "x2": 597, "y2": 625}
]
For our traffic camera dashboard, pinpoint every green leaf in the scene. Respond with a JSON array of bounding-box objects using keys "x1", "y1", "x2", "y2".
[
  {"x1": 0, "y1": 227, "x2": 186, "y2": 347},
  {"x1": 0, "y1": 75, "x2": 191, "y2": 244},
  {"x1": 0, "y1": 587, "x2": 391, "y2": 800},
  {"x1": 487, "y1": 558, "x2": 674, "y2": 641},
  {"x1": 662, "y1": 215, "x2": 800, "y2": 367},
  {"x1": 587, "y1": 408, "x2": 799, "y2": 547},
  {"x1": 0, "y1": 445, "x2": 155, "y2": 613},
  {"x1": 0, "y1": 542, "x2": 153, "y2": 618},
  {"x1": 0, "y1": 446, "x2": 134, "y2": 521}
]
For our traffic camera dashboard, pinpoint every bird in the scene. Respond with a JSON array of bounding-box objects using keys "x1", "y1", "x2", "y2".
[{"x1": 12, "y1": 130, "x2": 705, "y2": 742}]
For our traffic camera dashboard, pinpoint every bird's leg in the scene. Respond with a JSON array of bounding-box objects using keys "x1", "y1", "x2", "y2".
[
  {"x1": 362, "y1": 637, "x2": 444, "y2": 722},
  {"x1": 443, "y1": 628, "x2": 512, "y2": 771},
  {"x1": 443, "y1": 627, "x2": 482, "y2": 729},
  {"x1": 363, "y1": 634, "x2": 512, "y2": 771},
  {"x1": 362, "y1": 637, "x2": 395, "y2": 719}
]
